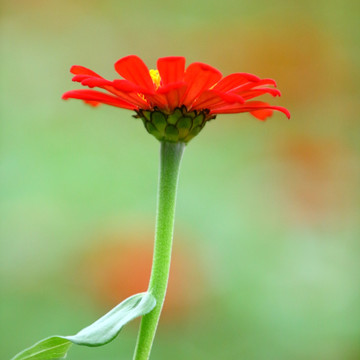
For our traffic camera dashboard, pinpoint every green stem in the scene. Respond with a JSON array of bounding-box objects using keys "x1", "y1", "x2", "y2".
[{"x1": 132, "y1": 141, "x2": 185, "y2": 360}]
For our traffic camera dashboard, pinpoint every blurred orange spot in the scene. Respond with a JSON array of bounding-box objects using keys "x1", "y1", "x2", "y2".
[
  {"x1": 276, "y1": 136, "x2": 357, "y2": 226},
  {"x1": 205, "y1": 20, "x2": 354, "y2": 106},
  {"x1": 79, "y1": 232, "x2": 204, "y2": 322}
]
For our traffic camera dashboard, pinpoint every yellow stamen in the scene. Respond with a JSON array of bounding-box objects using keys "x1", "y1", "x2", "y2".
[{"x1": 149, "y1": 69, "x2": 161, "y2": 89}]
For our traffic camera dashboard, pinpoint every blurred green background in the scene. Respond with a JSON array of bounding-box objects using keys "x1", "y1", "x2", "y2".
[{"x1": 1, "y1": 0, "x2": 359, "y2": 359}]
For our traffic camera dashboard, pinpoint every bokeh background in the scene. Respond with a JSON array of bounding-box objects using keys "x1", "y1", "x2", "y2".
[{"x1": 1, "y1": 0, "x2": 359, "y2": 359}]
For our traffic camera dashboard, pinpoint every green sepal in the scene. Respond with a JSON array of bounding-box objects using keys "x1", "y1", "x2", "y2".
[
  {"x1": 186, "y1": 125, "x2": 203, "y2": 142},
  {"x1": 141, "y1": 110, "x2": 152, "y2": 122},
  {"x1": 192, "y1": 113, "x2": 205, "y2": 129},
  {"x1": 136, "y1": 107, "x2": 215, "y2": 143},
  {"x1": 151, "y1": 111, "x2": 167, "y2": 133},
  {"x1": 177, "y1": 117, "x2": 192, "y2": 139},
  {"x1": 165, "y1": 124, "x2": 179, "y2": 142},
  {"x1": 167, "y1": 108, "x2": 183, "y2": 125},
  {"x1": 146, "y1": 122, "x2": 162, "y2": 140},
  {"x1": 11, "y1": 292, "x2": 156, "y2": 360}
]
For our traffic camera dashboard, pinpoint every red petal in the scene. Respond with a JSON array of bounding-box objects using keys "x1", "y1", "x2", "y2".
[
  {"x1": 156, "y1": 82, "x2": 187, "y2": 110},
  {"x1": 84, "y1": 100, "x2": 101, "y2": 107},
  {"x1": 191, "y1": 89, "x2": 244, "y2": 110},
  {"x1": 232, "y1": 79, "x2": 278, "y2": 95},
  {"x1": 70, "y1": 65, "x2": 102, "y2": 78},
  {"x1": 157, "y1": 57, "x2": 186, "y2": 85},
  {"x1": 114, "y1": 55, "x2": 155, "y2": 93},
  {"x1": 211, "y1": 101, "x2": 290, "y2": 119},
  {"x1": 240, "y1": 88, "x2": 281, "y2": 100},
  {"x1": 62, "y1": 90, "x2": 137, "y2": 110},
  {"x1": 112, "y1": 79, "x2": 143, "y2": 92},
  {"x1": 181, "y1": 62, "x2": 222, "y2": 108},
  {"x1": 250, "y1": 108, "x2": 274, "y2": 120},
  {"x1": 111, "y1": 80, "x2": 152, "y2": 108},
  {"x1": 142, "y1": 93, "x2": 168, "y2": 109},
  {"x1": 212, "y1": 73, "x2": 260, "y2": 92},
  {"x1": 80, "y1": 77, "x2": 113, "y2": 88},
  {"x1": 72, "y1": 76, "x2": 148, "y2": 108},
  {"x1": 72, "y1": 74, "x2": 94, "y2": 83}
]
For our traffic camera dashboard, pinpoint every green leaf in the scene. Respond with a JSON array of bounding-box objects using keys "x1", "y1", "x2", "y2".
[
  {"x1": 11, "y1": 337, "x2": 72, "y2": 360},
  {"x1": 11, "y1": 292, "x2": 156, "y2": 360},
  {"x1": 66, "y1": 292, "x2": 155, "y2": 346}
]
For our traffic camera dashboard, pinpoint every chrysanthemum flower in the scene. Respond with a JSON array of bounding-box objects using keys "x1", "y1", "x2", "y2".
[{"x1": 62, "y1": 55, "x2": 290, "y2": 142}]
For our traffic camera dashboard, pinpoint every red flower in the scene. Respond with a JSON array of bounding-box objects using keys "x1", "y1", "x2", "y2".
[{"x1": 63, "y1": 55, "x2": 290, "y2": 142}]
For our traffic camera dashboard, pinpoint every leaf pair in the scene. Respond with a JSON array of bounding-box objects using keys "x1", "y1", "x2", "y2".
[{"x1": 11, "y1": 292, "x2": 156, "y2": 360}]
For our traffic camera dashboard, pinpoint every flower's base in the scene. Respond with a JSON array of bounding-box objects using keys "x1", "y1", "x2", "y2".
[{"x1": 134, "y1": 106, "x2": 216, "y2": 143}]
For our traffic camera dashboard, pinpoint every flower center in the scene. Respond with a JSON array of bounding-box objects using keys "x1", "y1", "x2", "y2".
[{"x1": 149, "y1": 69, "x2": 161, "y2": 90}]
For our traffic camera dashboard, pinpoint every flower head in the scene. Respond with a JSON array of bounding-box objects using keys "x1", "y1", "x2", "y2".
[{"x1": 62, "y1": 55, "x2": 290, "y2": 142}]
